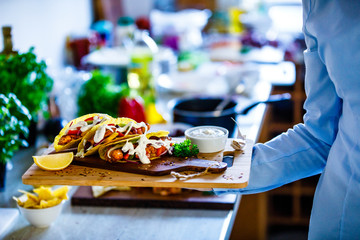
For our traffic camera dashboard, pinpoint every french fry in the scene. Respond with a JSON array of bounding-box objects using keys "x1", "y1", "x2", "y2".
[
  {"x1": 14, "y1": 186, "x2": 69, "y2": 209},
  {"x1": 18, "y1": 190, "x2": 39, "y2": 202},
  {"x1": 52, "y1": 186, "x2": 69, "y2": 200},
  {"x1": 34, "y1": 186, "x2": 53, "y2": 201}
]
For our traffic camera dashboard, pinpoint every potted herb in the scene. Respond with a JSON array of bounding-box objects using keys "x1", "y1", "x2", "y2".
[
  {"x1": 0, "y1": 47, "x2": 53, "y2": 144},
  {"x1": 0, "y1": 93, "x2": 31, "y2": 191}
]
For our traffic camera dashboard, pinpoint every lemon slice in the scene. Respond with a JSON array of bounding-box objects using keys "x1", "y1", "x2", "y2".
[{"x1": 33, "y1": 152, "x2": 74, "y2": 171}]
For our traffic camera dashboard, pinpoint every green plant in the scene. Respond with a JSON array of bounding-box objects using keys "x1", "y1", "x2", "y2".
[
  {"x1": 0, "y1": 93, "x2": 31, "y2": 164},
  {"x1": 0, "y1": 47, "x2": 53, "y2": 119},
  {"x1": 77, "y1": 70, "x2": 128, "y2": 117}
]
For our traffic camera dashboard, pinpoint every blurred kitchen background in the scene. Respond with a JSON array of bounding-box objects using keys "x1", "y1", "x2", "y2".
[{"x1": 0, "y1": 0, "x2": 315, "y2": 239}]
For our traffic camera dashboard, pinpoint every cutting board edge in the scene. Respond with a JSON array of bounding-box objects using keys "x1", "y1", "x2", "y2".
[{"x1": 22, "y1": 176, "x2": 248, "y2": 189}]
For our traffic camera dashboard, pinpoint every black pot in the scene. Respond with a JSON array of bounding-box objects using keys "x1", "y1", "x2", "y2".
[{"x1": 172, "y1": 94, "x2": 291, "y2": 136}]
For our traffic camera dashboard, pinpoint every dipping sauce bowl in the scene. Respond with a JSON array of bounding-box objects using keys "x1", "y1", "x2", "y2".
[{"x1": 185, "y1": 126, "x2": 228, "y2": 153}]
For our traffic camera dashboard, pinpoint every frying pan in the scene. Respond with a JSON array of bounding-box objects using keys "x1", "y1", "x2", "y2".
[{"x1": 172, "y1": 93, "x2": 291, "y2": 136}]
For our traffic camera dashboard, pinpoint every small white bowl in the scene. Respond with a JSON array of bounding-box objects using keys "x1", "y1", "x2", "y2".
[
  {"x1": 17, "y1": 201, "x2": 64, "y2": 228},
  {"x1": 185, "y1": 126, "x2": 229, "y2": 153}
]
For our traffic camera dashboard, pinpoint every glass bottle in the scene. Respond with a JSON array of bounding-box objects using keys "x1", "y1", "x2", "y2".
[
  {"x1": 1, "y1": 26, "x2": 18, "y2": 55},
  {"x1": 115, "y1": 16, "x2": 135, "y2": 49},
  {"x1": 127, "y1": 30, "x2": 158, "y2": 105}
]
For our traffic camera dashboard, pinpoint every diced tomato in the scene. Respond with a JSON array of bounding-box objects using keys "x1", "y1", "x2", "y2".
[
  {"x1": 156, "y1": 148, "x2": 161, "y2": 156},
  {"x1": 84, "y1": 117, "x2": 94, "y2": 122},
  {"x1": 156, "y1": 146, "x2": 167, "y2": 156},
  {"x1": 123, "y1": 153, "x2": 129, "y2": 160},
  {"x1": 107, "y1": 124, "x2": 115, "y2": 126},
  {"x1": 117, "y1": 132, "x2": 124, "y2": 137},
  {"x1": 68, "y1": 129, "x2": 81, "y2": 135}
]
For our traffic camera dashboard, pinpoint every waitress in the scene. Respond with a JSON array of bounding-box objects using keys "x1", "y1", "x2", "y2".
[{"x1": 215, "y1": 1, "x2": 360, "y2": 239}]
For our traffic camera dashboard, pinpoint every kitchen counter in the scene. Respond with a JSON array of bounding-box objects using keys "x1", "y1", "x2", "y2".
[
  {"x1": 0, "y1": 140, "x2": 238, "y2": 240},
  {"x1": 0, "y1": 79, "x2": 272, "y2": 240},
  {"x1": 4, "y1": 203, "x2": 233, "y2": 240}
]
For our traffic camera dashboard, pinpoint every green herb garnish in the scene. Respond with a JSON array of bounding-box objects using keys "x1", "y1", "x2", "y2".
[{"x1": 173, "y1": 139, "x2": 199, "y2": 158}]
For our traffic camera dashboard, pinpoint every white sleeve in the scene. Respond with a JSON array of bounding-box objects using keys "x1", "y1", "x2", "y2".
[{"x1": 215, "y1": 40, "x2": 343, "y2": 195}]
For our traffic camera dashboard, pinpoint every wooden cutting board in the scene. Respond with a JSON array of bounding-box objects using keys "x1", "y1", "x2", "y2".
[
  {"x1": 71, "y1": 186, "x2": 238, "y2": 210},
  {"x1": 22, "y1": 139, "x2": 253, "y2": 189},
  {"x1": 71, "y1": 155, "x2": 227, "y2": 176}
]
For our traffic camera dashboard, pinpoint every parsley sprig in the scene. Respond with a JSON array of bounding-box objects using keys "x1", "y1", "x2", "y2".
[{"x1": 173, "y1": 139, "x2": 199, "y2": 158}]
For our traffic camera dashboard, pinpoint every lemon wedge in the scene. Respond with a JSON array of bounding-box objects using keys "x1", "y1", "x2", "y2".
[{"x1": 33, "y1": 152, "x2": 74, "y2": 171}]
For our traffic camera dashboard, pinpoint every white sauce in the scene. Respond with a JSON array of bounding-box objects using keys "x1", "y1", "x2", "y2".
[
  {"x1": 188, "y1": 127, "x2": 225, "y2": 138},
  {"x1": 65, "y1": 115, "x2": 109, "y2": 135},
  {"x1": 107, "y1": 135, "x2": 173, "y2": 164},
  {"x1": 76, "y1": 139, "x2": 87, "y2": 158},
  {"x1": 75, "y1": 148, "x2": 84, "y2": 158},
  {"x1": 93, "y1": 121, "x2": 148, "y2": 144},
  {"x1": 123, "y1": 121, "x2": 134, "y2": 136},
  {"x1": 93, "y1": 124, "x2": 108, "y2": 143}
]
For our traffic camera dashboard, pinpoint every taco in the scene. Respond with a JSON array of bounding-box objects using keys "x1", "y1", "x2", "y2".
[
  {"x1": 76, "y1": 117, "x2": 150, "y2": 158},
  {"x1": 54, "y1": 113, "x2": 112, "y2": 152},
  {"x1": 98, "y1": 131, "x2": 173, "y2": 164}
]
